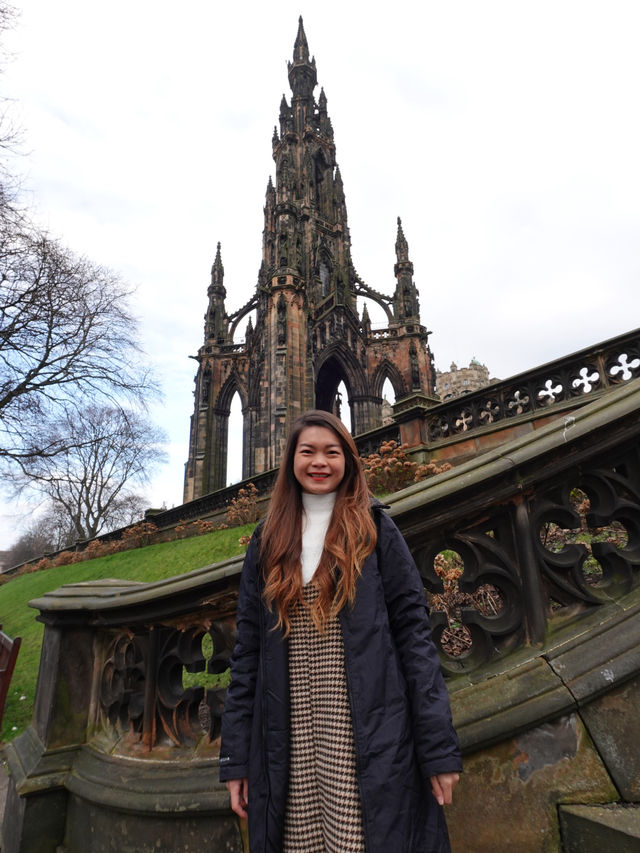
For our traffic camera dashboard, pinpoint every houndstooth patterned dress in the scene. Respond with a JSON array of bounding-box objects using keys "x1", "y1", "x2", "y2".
[{"x1": 283, "y1": 583, "x2": 366, "y2": 853}]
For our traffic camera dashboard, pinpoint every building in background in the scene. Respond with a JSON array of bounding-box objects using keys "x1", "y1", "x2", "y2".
[{"x1": 436, "y1": 358, "x2": 499, "y2": 401}]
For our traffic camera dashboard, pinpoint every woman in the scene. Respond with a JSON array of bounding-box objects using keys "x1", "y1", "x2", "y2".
[{"x1": 219, "y1": 410, "x2": 461, "y2": 852}]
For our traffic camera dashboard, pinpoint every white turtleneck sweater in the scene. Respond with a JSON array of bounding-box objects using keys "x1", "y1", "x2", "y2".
[{"x1": 300, "y1": 491, "x2": 336, "y2": 584}]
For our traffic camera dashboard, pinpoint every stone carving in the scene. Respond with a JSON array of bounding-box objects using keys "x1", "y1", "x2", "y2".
[
  {"x1": 413, "y1": 527, "x2": 524, "y2": 676},
  {"x1": 425, "y1": 331, "x2": 640, "y2": 446},
  {"x1": 98, "y1": 623, "x2": 235, "y2": 749},
  {"x1": 532, "y1": 467, "x2": 640, "y2": 605}
]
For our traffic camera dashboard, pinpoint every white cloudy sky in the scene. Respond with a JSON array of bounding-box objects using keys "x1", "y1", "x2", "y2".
[{"x1": 1, "y1": 0, "x2": 639, "y2": 546}]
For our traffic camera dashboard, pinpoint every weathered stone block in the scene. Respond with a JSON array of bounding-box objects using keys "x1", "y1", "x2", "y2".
[
  {"x1": 62, "y1": 794, "x2": 243, "y2": 853},
  {"x1": 580, "y1": 674, "x2": 640, "y2": 801},
  {"x1": 559, "y1": 804, "x2": 640, "y2": 852},
  {"x1": 447, "y1": 714, "x2": 618, "y2": 853}
]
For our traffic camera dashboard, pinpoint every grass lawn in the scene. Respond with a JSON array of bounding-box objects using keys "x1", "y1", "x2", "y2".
[{"x1": 0, "y1": 524, "x2": 255, "y2": 744}]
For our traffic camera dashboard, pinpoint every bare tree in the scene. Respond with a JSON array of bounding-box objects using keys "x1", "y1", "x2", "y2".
[
  {"x1": 0, "y1": 0, "x2": 167, "y2": 541},
  {"x1": 0, "y1": 2, "x2": 19, "y2": 160},
  {"x1": 3, "y1": 503, "x2": 75, "y2": 565},
  {"x1": 13, "y1": 404, "x2": 167, "y2": 540},
  {"x1": 0, "y1": 1, "x2": 157, "y2": 470},
  {"x1": 0, "y1": 225, "x2": 157, "y2": 468}
]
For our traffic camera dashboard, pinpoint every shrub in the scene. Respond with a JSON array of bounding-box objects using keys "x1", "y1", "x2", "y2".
[
  {"x1": 193, "y1": 519, "x2": 215, "y2": 536},
  {"x1": 362, "y1": 441, "x2": 451, "y2": 495},
  {"x1": 50, "y1": 551, "x2": 81, "y2": 567},
  {"x1": 415, "y1": 460, "x2": 452, "y2": 480},
  {"x1": 80, "y1": 539, "x2": 110, "y2": 561},
  {"x1": 119, "y1": 522, "x2": 158, "y2": 550},
  {"x1": 226, "y1": 483, "x2": 261, "y2": 526},
  {"x1": 174, "y1": 520, "x2": 190, "y2": 539}
]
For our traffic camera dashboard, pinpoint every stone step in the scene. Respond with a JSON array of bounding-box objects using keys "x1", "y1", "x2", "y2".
[{"x1": 559, "y1": 804, "x2": 640, "y2": 852}]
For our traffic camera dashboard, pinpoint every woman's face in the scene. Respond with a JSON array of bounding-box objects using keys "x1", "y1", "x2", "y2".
[{"x1": 293, "y1": 425, "x2": 346, "y2": 494}]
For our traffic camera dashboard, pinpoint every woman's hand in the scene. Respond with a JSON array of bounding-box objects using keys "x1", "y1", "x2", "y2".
[
  {"x1": 226, "y1": 777, "x2": 249, "y2": 819},
  {"x1": 430, "y1": 772, "x2": 459, "y2": 806}
]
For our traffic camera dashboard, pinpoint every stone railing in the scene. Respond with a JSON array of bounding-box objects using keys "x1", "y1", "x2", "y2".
[
  {"x1": 5, "y1": 379, "x2": 640, "y2": 852},
  {"x1": 425, "y1": 327, "x2": 640, "y2": 442},
  {"x1": 390, "y1": 377, "x2": 640, "y2": 678},
  {"x1": 151, "y1": 468, "x2": 278, "y2": 528}
]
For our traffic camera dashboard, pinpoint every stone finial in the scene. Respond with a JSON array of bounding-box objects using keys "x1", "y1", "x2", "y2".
[
  {"x1": 293, "y1": 15, "x2": 310, "y2": 64},
  {"x1": 395, "y1": 216, "x2": 409, "y2": 262},
  {"x1": 211, "y1": 242, "x2": 224, "y2": 290}
]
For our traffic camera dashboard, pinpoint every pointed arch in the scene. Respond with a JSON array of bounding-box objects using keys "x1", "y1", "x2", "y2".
[
  {"x1": 315, "y1": 240, "x2": 334, "y2": 300},
  {"x1": 315, "y1": 342, "x2": 368, "y2": 397},
  {"x1": 371, "y1": 359, "x2": 407, "y2": 401},
  {"x1": 205, "y1": 371, "x2": 250, "y2": 492},
  {"x1": 314, "y1": 342, "x2": 370, "y2": 434},
  {"x1": 215, "y1": 371, "x2": 249, "y2": 413}
]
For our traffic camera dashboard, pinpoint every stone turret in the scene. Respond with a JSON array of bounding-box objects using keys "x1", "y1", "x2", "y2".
[
  {"x1": 204, "y1": 243, "x2": 229, "y2": 345},
  {"x1": 393, "y1": 217, "x2": 420, "y2": 322}
]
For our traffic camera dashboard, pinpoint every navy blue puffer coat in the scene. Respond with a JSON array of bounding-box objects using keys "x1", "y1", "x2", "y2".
[{"x1": 219, "y1": 505, "x2": 462, "y2": 852}]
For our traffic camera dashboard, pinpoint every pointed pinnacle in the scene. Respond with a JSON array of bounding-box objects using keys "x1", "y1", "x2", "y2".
[
  {"x1": 211, "y1": 241, "x2": 224, "y2": 282},
  {"x1": 395, "y1": 217, "x2": 409, "y2": 261},
  {"x1": 293, "y1": 15, "x2": 310, "y2": 63}
]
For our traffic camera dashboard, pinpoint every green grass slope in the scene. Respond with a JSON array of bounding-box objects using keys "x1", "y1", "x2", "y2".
[{"x1": 0, "y1": 524, "x2": 255, "y2": 743}]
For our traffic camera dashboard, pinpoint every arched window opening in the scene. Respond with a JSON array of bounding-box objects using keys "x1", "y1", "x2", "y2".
[
  {"x1": 382, "y1": 377, "x2": 396, "y2": 404},
  {"x1": 381, "y1": 377, "x2": 396, "y2": 425},
  {"x1": 227, "y1": 392, "x2": 243, "y2": 486},
  {"x1": 316, "y1": 357, "x2": 353, "y2": 434},
  {"x1": 319, "y1": 261, "x2": 330, "y2": 298},
  {"x1": 336, "y1": 380, "x2": 352, "y2": 433}
]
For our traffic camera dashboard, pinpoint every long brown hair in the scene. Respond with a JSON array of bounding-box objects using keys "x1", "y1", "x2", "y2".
[{"x1": 261, "y1": 409, "x2": 377, "y2": 634}]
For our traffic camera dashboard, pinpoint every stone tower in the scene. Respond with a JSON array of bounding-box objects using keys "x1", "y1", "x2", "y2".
[{"x1": 184, "y1": 18, "x2": 436, "y2": 501}]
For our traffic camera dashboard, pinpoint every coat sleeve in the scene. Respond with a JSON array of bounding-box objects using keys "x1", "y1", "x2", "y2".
[
  {"x1": 218, "y1": 528, "x2": 262, "y2": 782},
  {"x1": 376, "y1": 510, "x2": 462, "y2": 778}
]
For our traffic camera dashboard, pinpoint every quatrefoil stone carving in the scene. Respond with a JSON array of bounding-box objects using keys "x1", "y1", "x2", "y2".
[
  {"x1": 508, "y1": 390, "x2": 530, "y2": 415},
  {"x1": 610, "y1": 353, "x2": 640, "y2": 381},
  {"x1": 455, "y1": 410, "x2": 473, "y2": 431},
  {"x1": 538, "y1": 379, "x2": 563, "y2": 404},
  {"x1": 479, "y1": 400, "x2": 500, "y2": 424},
  {"x1": 572, "y1": 367, "x2": 600, "y2": 393}
]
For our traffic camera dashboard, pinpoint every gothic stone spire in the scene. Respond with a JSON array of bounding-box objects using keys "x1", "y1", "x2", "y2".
[
  {"x1": 184, "y1": 20, "x2": 436, "y2": 505},
  {"x1": 393, "y1": 217, "x2": 420, "y2": 321},
  {"x1": 288, "y1": 16, "x2": 317, "y2": 100},
  {"x1": 205, "y1": 242, "x2": 229, "y2": 343}
]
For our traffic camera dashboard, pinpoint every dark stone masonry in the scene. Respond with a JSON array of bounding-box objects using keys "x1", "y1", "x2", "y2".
[{"x1": 183, "y1": 18, "x2": 436, "y2": 502}]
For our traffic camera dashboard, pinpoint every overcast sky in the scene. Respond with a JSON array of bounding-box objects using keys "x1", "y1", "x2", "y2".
[{"x1": 1, "y1": 0, "x2": 639, "y2": 546}]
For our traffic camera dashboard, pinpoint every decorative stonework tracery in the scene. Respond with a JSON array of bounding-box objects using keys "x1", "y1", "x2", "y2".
[
  {"x1": 98, "y1": 621, "x2": 235, "y2": 750},
  {"x1": 425, "y1": 331, "x2": 640, "y2": 445}
]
